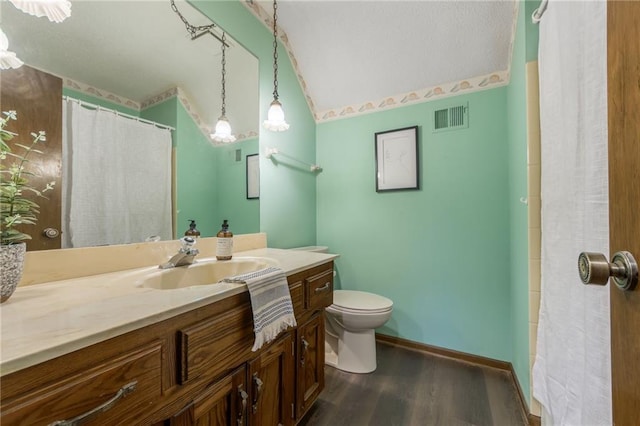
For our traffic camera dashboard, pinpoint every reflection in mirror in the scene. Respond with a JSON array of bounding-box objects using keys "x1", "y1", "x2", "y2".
[{"x1": 1, "y1": 0, "x2": 260, "y2": 250}]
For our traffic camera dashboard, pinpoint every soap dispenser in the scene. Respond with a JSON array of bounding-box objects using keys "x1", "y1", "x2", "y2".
[
  {"x1": 185, "y1": 220, "x2": 201, "y2": 238},
  {"x1": 216, "y1": 219, "x2": 233, "y2": 260}
]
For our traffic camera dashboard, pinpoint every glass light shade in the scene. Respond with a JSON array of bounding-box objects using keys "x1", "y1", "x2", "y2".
[
  {"x1": 9, "y1": 0, "x2": 72, "y2": 23},
  {"x1": 263, "y1": 99, "x2": 290, "y2": 131},
  {"x1": 0, "y1": 28, "x2": 23, "y2": 70},
  {"x1": 211, "y1": 116, "x2": 236, "y2": 143}
]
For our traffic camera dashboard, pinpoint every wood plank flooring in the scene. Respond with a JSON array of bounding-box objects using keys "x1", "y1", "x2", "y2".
[{"x1": 298, "y1": 342, "x2": 526, "y2": 426}]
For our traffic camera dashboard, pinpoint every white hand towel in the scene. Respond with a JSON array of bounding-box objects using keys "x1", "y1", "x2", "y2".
[{"x1": 223, "y1": 267, "x2": 297, "y2": 351}]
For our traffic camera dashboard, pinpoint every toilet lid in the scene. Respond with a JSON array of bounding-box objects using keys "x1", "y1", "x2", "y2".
[{"x1": 332, "y1": 290, "x2": 393, "y2": 312}]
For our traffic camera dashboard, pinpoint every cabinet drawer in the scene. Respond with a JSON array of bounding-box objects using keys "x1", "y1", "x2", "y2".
[
  {"x1": 178, "y1": 304, "x2": 255, "y2": 384},
  {"x1": 304, "y1": 269, "x2": 333, "y2": 311},
  {"x1": 1, "y1": 342, "x2": 163, "y2": 425}
]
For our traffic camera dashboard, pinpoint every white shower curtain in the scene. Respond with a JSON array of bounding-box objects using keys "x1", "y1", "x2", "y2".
[
  {"x1": 62, "y1": 100, "x2": 172, "y2": 248},
  {"x1": 532, "y1": 1, "x2": 611, "y2": 425}
]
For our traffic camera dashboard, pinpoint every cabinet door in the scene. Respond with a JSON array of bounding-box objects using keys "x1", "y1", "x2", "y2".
[
  {"x1": 296, "y1": 313, "x2": 325, "y2": 421},
  {"x1": 170, "y1": 365, "x2": 248, "y2": 426},
  {"x1": 248, "y1": 334, "x2": 295, "y2": 426}
]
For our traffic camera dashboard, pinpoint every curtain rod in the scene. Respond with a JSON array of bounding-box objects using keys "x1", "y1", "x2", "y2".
[
  {"x1": 62, "y1": 96, "x2": 176, "y2": 131},
  {"x1": 532, "y1": 0, "x2": 548, "y2": 24}
]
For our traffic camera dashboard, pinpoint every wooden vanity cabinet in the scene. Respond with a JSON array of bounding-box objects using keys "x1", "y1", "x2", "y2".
[
  {"x1": 0, "y1": 342, "x2": 164, "y2": 425},
  {"x1": 295, "y1": 313, "x2": 325, "y2": 421},
  {"x1": 0, "y1": 261, "x2": 333, "y2": 426},
  {"x1": 169, "y1": 365, "x2": 248, "y2": 426},
  {"x1": 288, "y1": 264, "x2": 334, "y2": 422},
  {"x1": 248, "y1": 334, "x2": 295, "y2": 426}
]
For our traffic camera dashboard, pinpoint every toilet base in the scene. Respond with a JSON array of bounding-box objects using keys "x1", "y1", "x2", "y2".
[
  {"x1": 325, "y1": 339, "x2": 338, "y2": 368},
  {"x1": 326, "y1": 328, "x2": 377, "y2": 374}
]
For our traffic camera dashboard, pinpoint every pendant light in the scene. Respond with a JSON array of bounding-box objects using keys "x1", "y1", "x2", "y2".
[
  {"x1": 263, "y1": 0, "x2": 289, "y2": 131},
  {"x1": 211, "y1": 32, "x2": 236, "y2": 143},
  {"x1": 0, "y1": 27, "x2": 23, "y2": 70},
  {"x1": 8, "y1": 0, "x2": 72, "y2": 23}
]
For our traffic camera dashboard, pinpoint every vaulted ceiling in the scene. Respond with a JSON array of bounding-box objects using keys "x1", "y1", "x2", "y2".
[
  {"x1": 2, "y1": 0, "x2": 518, "y2": 129},
  {"x1": 253, "y1": 0, "x2": 517, "y2": 120}
]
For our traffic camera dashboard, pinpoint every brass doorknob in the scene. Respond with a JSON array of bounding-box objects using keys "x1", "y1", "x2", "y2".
[
  {"x1": 578, "y1": 251, "x2": 638, "y2": 291},
  {"x1": 43, "y1": 227, "x2": 60, "y2": 239}
]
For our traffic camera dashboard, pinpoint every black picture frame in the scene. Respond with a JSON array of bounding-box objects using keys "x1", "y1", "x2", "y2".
[
  {"x1": 246, "y1": 154, "x2": 259, "y2": 199},
  {"x1": 374, "y1": 126, "x2": 419, "y2": 192}
]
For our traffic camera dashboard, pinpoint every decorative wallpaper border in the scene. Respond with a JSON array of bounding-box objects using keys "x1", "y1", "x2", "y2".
[
  {"x1": 317, "y1": 71, "x2": 509, "y2": 123},
  {"x1": 63, "y1": 78, "x2": 141, "y2": 110},
  {"x1": 63, "y1": 78, "x2": 258, "y2": 144},
  {"x1": 142, "y1": 87, "x2": 259, "y2": 144},
  {"x1": 243, "y1": 0, "x2": 515, "y2": 124}
]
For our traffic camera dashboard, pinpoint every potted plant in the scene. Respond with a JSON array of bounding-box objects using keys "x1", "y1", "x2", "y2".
[{"x1": 0, "y1": 110, "x2": 54, "y2": 303}]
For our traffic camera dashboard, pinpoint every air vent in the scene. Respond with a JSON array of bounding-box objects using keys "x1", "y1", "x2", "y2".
[{"x1": 433, "y1": 103, "x2": 469, "y2": 132}]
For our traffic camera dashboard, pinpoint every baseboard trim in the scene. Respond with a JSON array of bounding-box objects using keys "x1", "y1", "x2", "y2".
[
  {"x1": 529, "y1": 413, "x2": 541, "y2": 426},
  {"x1": 375, "y1": 333, "x2": 511, "y2": 371},
  {"x1": 507, "y1": 362, "x2": 539, "y2": 426},
  {"x1": 375, "y1": 333, "x2": 538, "y2": 425}
]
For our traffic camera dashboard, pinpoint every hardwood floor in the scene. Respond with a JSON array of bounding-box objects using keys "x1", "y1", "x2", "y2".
[{"x1": 299, "y1": 342, "x2": 526, "y2": 426}]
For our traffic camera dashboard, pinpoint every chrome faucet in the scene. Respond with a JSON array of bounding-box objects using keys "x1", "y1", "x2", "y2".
[{"x1": 159, "y1": 237, "x2": 199, "y2": 269}]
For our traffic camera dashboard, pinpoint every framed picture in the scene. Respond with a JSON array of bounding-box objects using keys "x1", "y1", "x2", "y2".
[
  {"x1": 246, "y1": 154, "x2": 259, "y2": 199},
  {"x1": 375, "y1": 126, "x2": 419, "y2": 192}
]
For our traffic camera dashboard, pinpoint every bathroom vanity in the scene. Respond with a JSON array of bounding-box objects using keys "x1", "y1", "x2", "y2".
[{"x1": 0, "y1": 247, "x2": 335, "y2": 425}]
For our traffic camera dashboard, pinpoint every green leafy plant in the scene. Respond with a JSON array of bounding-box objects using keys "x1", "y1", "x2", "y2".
[{"x1": 1, "y1": 111, "x2": 55, "y2": 245}]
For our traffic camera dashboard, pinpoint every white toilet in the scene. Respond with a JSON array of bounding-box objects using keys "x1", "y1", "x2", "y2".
[
  {"x1": 324, "y1": 290, "x2": 393, "y2": 374},
  {"x1": 288, "y1": 246, "x2": 393, "y2": 374}
]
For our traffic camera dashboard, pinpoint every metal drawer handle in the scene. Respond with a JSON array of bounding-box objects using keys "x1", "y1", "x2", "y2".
[
  {"x1": 301, "y1": 337, "x2": 309, "y2": 366},
  {"x1": 252, "y1": 374, "x2": 263, "y2": 414},
  {"x1": 237, "y1": 384, "x2": 248, "y2": 426},
  {"x1": 48, "y1": 381, "x2": 137, "y2": 426},
  {"x1": 314, "y1": 283, "x2": 331, "y2": 293}
]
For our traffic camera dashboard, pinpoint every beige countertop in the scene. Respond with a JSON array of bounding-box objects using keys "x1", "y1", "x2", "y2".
[{"x1": 0, "y1": 248, "x2": 337, "y2": 377}]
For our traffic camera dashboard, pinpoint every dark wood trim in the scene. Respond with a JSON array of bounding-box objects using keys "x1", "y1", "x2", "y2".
[
  {"x1": 507, "y1": 363, "x2": 534, "y2": 426},
  {"x1": 529, "y1": 413, "x2": 541, "y2": 426},
  {"x1": 375, "y1": 333, "x2": 511, "y2": 371},
  {"x1": 375, "y1": 333, "x2": 538, "y2": 425}
]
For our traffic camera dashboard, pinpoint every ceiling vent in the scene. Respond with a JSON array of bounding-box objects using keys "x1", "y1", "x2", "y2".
[{"x1": 433, "y1": 103, "x2": 469, "y2": 132}]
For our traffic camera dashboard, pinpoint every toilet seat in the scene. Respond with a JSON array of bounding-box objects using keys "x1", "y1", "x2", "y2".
[
  {"x1": 331, "y1": 290, "x2": 393, "y2": 312},
  {"x1": 328, "y1": 305, "x2": 392, "y2": 315}
]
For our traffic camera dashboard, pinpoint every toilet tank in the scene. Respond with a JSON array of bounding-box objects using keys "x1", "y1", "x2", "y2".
[{"x1": 289, "y1": 246, "x2": 329, "y2": 253}]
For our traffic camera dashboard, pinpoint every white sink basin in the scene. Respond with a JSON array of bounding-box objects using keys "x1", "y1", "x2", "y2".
[{"x1": 136, "y1": 257, "x2": 278, "y2": 290}]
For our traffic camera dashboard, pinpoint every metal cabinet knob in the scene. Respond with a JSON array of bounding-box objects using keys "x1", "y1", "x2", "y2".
[
  {"x1": 578, "y1": 251, "x2": 638, "y2": 291},
  {"x1": 43, "y1": 227, "x2": 60, "y2": 239}
]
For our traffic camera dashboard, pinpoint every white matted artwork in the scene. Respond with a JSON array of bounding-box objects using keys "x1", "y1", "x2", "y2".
[
  {"x1": 375, "y1": 126, "x2": 419, "y2": 192},
  {"x1": 246, "y1": 154, "x2": 259, "y2": 199}
]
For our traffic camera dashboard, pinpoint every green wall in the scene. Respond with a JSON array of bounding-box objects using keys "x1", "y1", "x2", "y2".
[
  {"x1": 191, "y1": 0, "x2": 317, "y2": 248},
  {"x1": 316, "y1": 89, "x2": 513, "y2": 361},
  {"x1": 215, "y1": 138, "x2": 260, "y2": 235},
  {"x1": 188, "y1": 0, "x2": 537, "y2": 387},
  {"x1": 525, "y1": 0, "x2": 540, "y2": 62}
]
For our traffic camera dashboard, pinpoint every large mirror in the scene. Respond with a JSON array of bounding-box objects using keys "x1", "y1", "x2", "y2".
[{"x1": 1, "y1": 0, "x2": 260, "y2": 250}]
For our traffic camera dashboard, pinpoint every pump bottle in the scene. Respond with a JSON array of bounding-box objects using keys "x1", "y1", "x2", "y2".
[
  {"x1": 216, "y1": 220, "x2": 233, "y2": 260},
  {"x1": 185, "y1": 220, "x2": 201, "y2": 238}
]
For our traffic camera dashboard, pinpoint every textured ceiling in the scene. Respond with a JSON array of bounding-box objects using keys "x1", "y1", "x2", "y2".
[
  {"x1": 3, "y1": 0, "x2": 518, "y2": 128},
  {"x1": 256, "y1": 0, "x2": 517, "y2": 117},
  {"x1": 1, "y1": 0, "x2": 259, "y2": 137}
]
